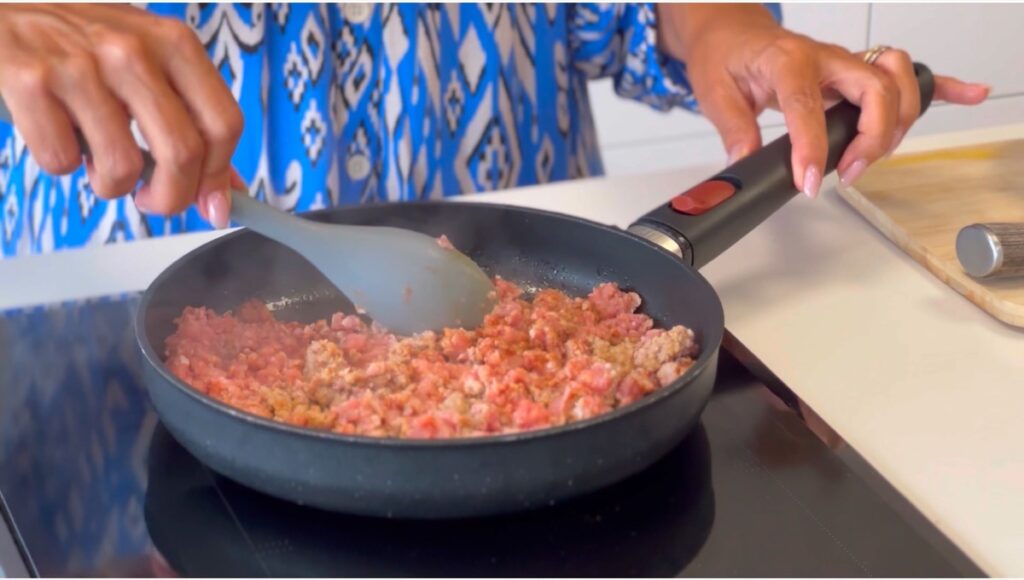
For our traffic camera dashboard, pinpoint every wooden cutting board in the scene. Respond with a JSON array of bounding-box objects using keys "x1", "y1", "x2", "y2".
[{"x1": 837, "y1": 139, "x2": 1024, "y2": 328}]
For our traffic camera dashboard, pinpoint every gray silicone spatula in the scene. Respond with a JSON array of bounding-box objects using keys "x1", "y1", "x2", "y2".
[
  {"x1": 0, "y1": 98, "x2": 497, "y2": 334},
  {"x1": 227, "y1": 189, "x2": 497, "y2": 334}
]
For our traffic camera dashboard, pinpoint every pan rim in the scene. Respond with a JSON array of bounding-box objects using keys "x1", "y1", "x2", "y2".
[{"x1": 135, "y1": 201, "x2": 725, "y2": 449}]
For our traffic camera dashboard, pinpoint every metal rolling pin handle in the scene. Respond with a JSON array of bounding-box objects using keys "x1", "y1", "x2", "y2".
[{"x1": 956, "y1": 222, "x2": 1024, "y2": 279}]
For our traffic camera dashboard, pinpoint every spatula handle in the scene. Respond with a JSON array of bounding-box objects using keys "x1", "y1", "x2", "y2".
[
  {"x1": 0, "y1": 97, "x2": 156, "y2": 184},
  {"x1": 0, "y1": 93, "x2": 338, "y2": 255},
  {"x1": 228, "y1": 189, "x2": 314, "y2": 247}
]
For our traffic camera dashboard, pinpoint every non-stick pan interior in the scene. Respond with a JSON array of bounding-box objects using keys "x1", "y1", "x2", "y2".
[
  {"x1": 142, "y1": 202, "x2": 724, "y2": 388},
  {"x1": 137, "y1": 202, "x2": 724, "y2": 516}
]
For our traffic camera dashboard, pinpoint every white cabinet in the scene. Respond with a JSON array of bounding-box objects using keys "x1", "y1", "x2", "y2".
[
  {"x1": 870, "y1": 4, "x2": 1024, "y2": 98},
  {"x1": 591, "y1": 3, "x2": 1024, "y2": 177}
]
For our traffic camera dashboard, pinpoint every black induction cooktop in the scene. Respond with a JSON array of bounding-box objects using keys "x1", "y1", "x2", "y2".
[{"x1": 0, "y1": 295, "x2": 982, "y2": 577}]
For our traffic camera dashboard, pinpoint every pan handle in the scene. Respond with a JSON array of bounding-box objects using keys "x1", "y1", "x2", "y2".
[{"x1": 629, "y1": 62, "x2": 935, "y2": 269}]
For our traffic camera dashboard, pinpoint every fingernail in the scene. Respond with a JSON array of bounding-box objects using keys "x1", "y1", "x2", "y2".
[
  {"x1": 802, "y1": 165, "x2": 821, "y2": 199},
  {"x1": 727, "y1": 146, "x2": 749, "y2": 165},
  {"x1": 839, "y1": 159, "x2": 867, "y2": 187},
  {"x1": 203, "y1": 190, "x2": 230, "y2": 229},
  {"x1": 133, "y1": 186, "x2": 153, "y2": 214}
]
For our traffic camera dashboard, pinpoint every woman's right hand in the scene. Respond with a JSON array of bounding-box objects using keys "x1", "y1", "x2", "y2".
[{"x1": 0, "y1": 3, "x2": 242, "y2": 228}]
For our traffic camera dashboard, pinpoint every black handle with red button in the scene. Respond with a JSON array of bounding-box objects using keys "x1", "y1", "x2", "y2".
[{"x1": 630, "y1": 62, "x2": 935, "y2": 269}]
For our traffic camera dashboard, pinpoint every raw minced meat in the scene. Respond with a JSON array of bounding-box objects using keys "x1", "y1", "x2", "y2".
[
  {"x1": 164, "y1": 279, "x2": 699, "y2": 439},
  {"x1": 436, "y1": 235, "x2": 456, "y2": 250}
]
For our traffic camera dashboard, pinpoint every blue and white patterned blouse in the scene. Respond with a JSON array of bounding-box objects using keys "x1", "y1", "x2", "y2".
[{"x1": 0, "y1": 3, "x2": 779, "y2": 258}]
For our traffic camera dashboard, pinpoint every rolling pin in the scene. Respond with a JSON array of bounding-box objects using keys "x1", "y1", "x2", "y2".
[{"x1": 956, "y1": 223, "x2": 1024, "y2": 279}]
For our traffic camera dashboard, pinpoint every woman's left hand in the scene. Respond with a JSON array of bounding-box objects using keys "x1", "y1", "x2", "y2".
[{"x1": 657, "y1": 5, "x2": 990, "y2": 198}]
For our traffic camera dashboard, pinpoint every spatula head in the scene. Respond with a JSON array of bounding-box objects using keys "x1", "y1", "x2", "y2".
[{"x1": 303, "y1": 224, "x2": 497, "y2": 335}]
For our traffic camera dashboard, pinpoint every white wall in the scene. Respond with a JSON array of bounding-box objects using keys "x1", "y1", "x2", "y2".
[{"x1": 590, "y1": 3, "x2": 1024, "y2": 176}]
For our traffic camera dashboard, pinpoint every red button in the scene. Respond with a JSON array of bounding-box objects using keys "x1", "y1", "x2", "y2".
[{"x1": 670, "y1": 180, "x2": 737, "y2": 215}]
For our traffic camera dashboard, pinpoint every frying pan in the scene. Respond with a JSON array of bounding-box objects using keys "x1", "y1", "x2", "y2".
[{"x1": 136, "y1": 64, "x2": 935, "y2": 519}]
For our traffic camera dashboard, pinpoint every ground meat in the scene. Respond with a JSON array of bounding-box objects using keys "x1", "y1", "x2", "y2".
[
  {"x1": 164, "y1": 279, "x2": 699, "y2": 439},
  {"x1": 437, "y1": 235, "x2": 455, "y2": 250}
]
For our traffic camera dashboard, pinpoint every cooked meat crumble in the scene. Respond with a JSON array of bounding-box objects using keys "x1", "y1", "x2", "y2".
[{"x1": 165, "y1": 279, "x2": 698, "y2": 439}]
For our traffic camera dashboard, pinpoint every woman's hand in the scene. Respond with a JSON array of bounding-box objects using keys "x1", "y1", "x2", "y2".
[
  {"x1": 0, "y1": 3, "x2": 242, "y2": 226},
  {"x1": 657, "y1": 4, "x2": 989, "y2": 197}
]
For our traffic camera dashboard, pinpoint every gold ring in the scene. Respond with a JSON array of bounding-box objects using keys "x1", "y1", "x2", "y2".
[{"x1": 863, "y1": 45, "x2": 891, "y2": 66}]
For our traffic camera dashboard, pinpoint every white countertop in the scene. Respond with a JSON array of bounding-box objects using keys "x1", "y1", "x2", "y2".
[{"x1": 2, "y1": 124, "x2": 1023, "y2": 576}]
